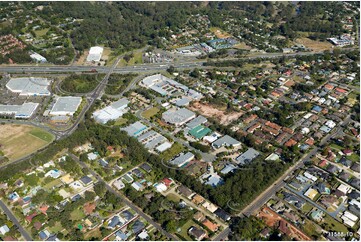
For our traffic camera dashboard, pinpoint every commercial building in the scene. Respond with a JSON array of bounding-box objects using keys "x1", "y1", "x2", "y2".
[
  {"x1": 235, "y1": 148, "x2": 260, "y2": 165},
  {"x1": 92, "y1": 98, "x2": 129, "y2": 124},
  {"x1": 162, "y1": 108, "x2": 196, "y2": 126},
  {"x1": 189, "y1": 125, "x2": 212, "y2": 140},
  {"x1": 187, "y1": 115, "x2": 207, "y2": 129},
  {"x1": 169, "y1": 152, "x2": 194, "y2": 167},
  {"x1": 212, "y1": 135, "x2": 241, "y2": 149},
  {"x1": 137, "y1": 130, "x2": 168, "y2": 150},
  {"x1": 6, "y1": 77, "x2": 51, "y2": 96},
  {"x1": 50, "y1": 97, "x2": 82, "y2": 116},
  {"x1": 86, "y1": 46, "x2": 103, "y2": 62},
  {"x1": 122, "y1": 121, "x2": 148, "y2": 137},
  {"x1": 30, "y1": 52, "x2": 47, "y2": 63},
  {"x1": 0, "y1": 102, "x2": 39, "y2": 118},
  {"x1": 141, "y1": 74, "x2": 202, "y2": 99}
]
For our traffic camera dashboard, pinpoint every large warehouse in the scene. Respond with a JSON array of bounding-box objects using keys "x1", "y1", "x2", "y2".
[
  {"x1": 86, "y1": 46, "x2": 104, "y2": 62},
  {"x1": 0, "y1": 102, "x2": 39, "y2": 119},
  {"x1": 6, "y1": 77, "x2": 51, "y2": 96},
  {"x1": 162, "y1": 108, "x2": 196, "y2": 126},
  {"x1": 92, "y1": 98, "x2": 129, "y2": 124},
  {"x1": 50, "y1": 97, "x2": 82, "y2": 116}
]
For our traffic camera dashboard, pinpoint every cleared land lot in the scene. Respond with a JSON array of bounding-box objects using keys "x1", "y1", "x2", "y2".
[
  {"x1": 142, "y1": 107, "x2": 160, "y2": 119},
  {"x1": 294, "y1": 37, "x2": 333, "y2": 52},
  {"x1": 190, "y1": 101, "x2": 244, "y2": 125},
  {"x1": 0, "y1": 124, "x2": 54, "y2": 161}
]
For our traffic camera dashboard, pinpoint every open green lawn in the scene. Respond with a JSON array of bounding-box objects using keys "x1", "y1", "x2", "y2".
[
  {"x1": 118, "y1": 52, "x2": 143, "y2": 67},
  {"x1": 322, "y1": 214, "x2": 348, "y2": 233},
  {"x1": 301, "y1": 203, "x2": 314, "y2": 214},
  {"x1": 114, "y1": 117, "x2": 128, "y2": 126},
  {"x1": 302, "y1": 220, "x2": 321, "y2": 239},
  {"x1": 0, "y1": 124, "x2": 54, "y2": 161},
  {"x1": 178, "y1": 219, "x2": 197, "y2": 241},
  {"x1": 167, "y1": 193, "x2": 181, "y2": 203},
  {"x1": 330, "y1": 143, "x2": 344, "y2": 151},
  {"x1": 29, "y1": 128, "x2": 55, "y2": 142},
  {"x1": 48, "y1": 222, "x2": 63, "y2": 234},
  {"x1": 348, "y1": 153, "x2": 360, "y2": 163},
  {"x1": 43, "y1": 179, "x2": 62, "y2": 190},
  {"x1": 34, "y1": 28, "x2": 49, "y2": 37},
  {"x1": 70, "y1": 208, "x2": 86, "y2": 221},
  {"x1": 159, "y1": 143, "x2": 184, "y2": 161},
  {"x1": 142, "y1": 107, "x2": 160, "y2": 119}
]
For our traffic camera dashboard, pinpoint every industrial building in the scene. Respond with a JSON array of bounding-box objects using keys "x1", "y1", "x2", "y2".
[
  {"x1": 30, "y1": 52, "x2": 47, "y2": 63},
  {"x1": 169, "y1": 152, "x2": 195, "y2": 167},
  {"x1": 6, "y1": 77, "x2": 51, "y2": 96},
  {"x1": 93, "y1": 98, "x2": 129, "y2": 124},
  {"x1": 235, "y1": 148, "x2": 260, "y2": 165},
  {"x1": 162, "y1": 108, "x2": 196, "y2": 126},
  {"x1": 0, "y1": 102, "x2": 39, "y2": 118},
  {"x1": 122, "y1": 121, "x2": 148, "y2": 137},
  {"x1": 50, "y1": 96, "x2": 82, "y2": 116},
  {"x1": 212, "y1": 135, "x2": 241, "y2": 149},
  {"x1": 141, "y1": 74, "x2": 202, "y2": 99},
  {"x1": 86, "y1": 46, "x2": 103, "y2": 62},
  {"x1": 137, "y1": 130, "x2": 168, "y2": 150}
]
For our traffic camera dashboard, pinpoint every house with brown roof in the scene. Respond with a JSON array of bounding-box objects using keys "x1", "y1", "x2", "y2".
[
  {"x1": 193, "y1": 211, "x2": 206, "y2": 222},
  {"x1": 188, "y1": 226, "x2": 207, "y2": 241},
  {"x1": 202, "y1": 219, "x2": 219, "y2": 232},
  {"x1": 192, "y1": 194, "x2": 205, "y2": 205},
  {"x1": 285, "y1": 139, "x2": 297, "y2": 147}
]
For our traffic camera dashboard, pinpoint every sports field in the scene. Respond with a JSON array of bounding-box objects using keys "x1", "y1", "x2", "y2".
[{"x1": 0, "y1": 124, "x2": 55, "y2": 161}]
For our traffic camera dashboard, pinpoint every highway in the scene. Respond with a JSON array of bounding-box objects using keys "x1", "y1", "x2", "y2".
[
  {"x1": 0, "y1": 200, "x2": 33, "y2": 241},
  {"x1": 0, "y1": 50, "x2": 336, "y2": 74},
  {"x1": 68, "y1": 154, "x2": 178, "y2": 241}
]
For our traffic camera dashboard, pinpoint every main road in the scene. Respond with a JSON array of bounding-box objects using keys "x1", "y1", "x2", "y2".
[
  {"x1": 68, "y1": 153, "x2": 178, "y2": 241},
  {"x1": 0, "y1": 50, "x2": 339, "y2": 74},
  {"x1": 0, "y1": 200, "x2": 33, "y2": 241}
]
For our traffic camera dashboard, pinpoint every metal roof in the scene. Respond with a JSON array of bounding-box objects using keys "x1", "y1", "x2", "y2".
[{"x1": 50, "y1": 97, "x2": 82, "y2": 115}]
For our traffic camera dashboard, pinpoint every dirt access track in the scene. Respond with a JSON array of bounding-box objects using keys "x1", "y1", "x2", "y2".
[{"x1": 189, "y1": 101, "x2": 244, "y2": 125}]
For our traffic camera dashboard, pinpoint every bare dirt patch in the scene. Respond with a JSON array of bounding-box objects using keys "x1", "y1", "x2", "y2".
[
  {"x1": 189, "y1": 102, "x2": 244, "y2": 125},
  {"x1": 294, "y1": 37, "x2": 333, "y2": 52}
]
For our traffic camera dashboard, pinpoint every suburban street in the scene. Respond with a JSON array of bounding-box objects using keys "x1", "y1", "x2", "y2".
[
  {"x1": 68, "y1": 153, "x2": 179, "y2": 241},
  {"x1": 0, "y1": 200, "x2": 33, "y2": 241}
]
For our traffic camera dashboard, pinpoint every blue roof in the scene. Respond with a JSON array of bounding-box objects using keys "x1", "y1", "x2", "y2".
[{"x1": 312, "y1": 105, "x2": 322, "y2": 112}]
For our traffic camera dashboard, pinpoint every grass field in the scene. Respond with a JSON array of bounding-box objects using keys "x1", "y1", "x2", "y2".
[
  {"x1": 0, "y1": 124, "x2": 54, "y2": 161},
  {"x1": 322, "y1": 214, "x2": 348, "y2": 233},
  {"x1": 34, "y1": 28, "x2": 49, "y2": 37},
  {"x1": 178, "y1": 219, "x2": 197, "y2": 241},
  {"x1": 348, "y1": 153, "x2": 360, "y2": 163},
  {"x1": 159, "y1": 142, "x2": 184, "y2": 161},
  {"x1": 142, "y1": 107, "x2": 160, "y2": 119},
  {"x1": 294, "y1": 37, "x2": 333, "y2": 52},
  {"x1": 70, "y1": 208, "x2": 86, "y2": 221},
  {"x1": 114, "y1": 117, "x2": 128, "y2": 126},
  {"x1": 118, "y1": 51, "x2": 143, "y2": 67}
]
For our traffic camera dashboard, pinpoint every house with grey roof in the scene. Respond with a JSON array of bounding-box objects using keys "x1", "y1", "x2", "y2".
[
  {"x1": 212, "y1": 135, "x2": 241, "y2": 149},
  {"x1": 235, "y1": 148, "x2": 260, "y2": 165},
  {"x1": 169, "y1": 152, "x2": 194, "y2": 167}
]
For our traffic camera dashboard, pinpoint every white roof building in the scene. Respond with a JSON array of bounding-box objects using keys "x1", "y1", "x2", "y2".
[
  {"x1": 30, "y1": 52, "x2": 47, "y2": 63},
  {"x1": 86, "y1": 46, "x2": 103, "y2": 62},
  {"x1": 162, "y1": 108, "x2": 196, "y2": 126},
  {"x1": 6, "y1": 77, "x2": 51, "y2": 96},
  {"x1": 50, "y1": 97, "x2": 82, "y2": 116},
  {"x1": 0, "y1": 225, "x2": 10, "y2": 235},
  {"x1": 0, "y1": 102, "x2": 39, "y2": 119},
  {"x1": 155, "y1": 142, "x2": 172, "y2": 153},
  {"x1": 93, "y1": 98, "x2": 129, "y2": 124}
]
